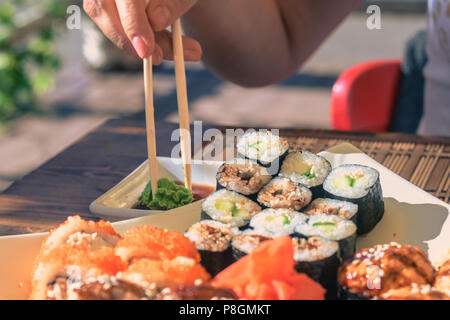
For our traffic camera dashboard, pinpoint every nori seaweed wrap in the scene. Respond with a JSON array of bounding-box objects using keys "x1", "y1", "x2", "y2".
[
  {"x1": 236, "y1": 130, "x2": 289, "y2": 175},
  {"x1": 295, "y1": 214, "x2": 357, "y2": 261},
  {"x1": 323, "y1": 164, "x2": 384, "y2": 235},
  {"x1": 279, "y1": 151, "x2": 332, "y2": 198},
  {"x1": 292, "y1": 236, "x2": 340, "y2": 299},
  {"x1": 185, "y1": 220, "x2": 239, "y2": 276}
]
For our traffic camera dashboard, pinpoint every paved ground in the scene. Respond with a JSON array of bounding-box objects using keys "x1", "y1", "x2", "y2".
[{"x1": 0, "y1": 12, "x2": 427, "y2": 191}]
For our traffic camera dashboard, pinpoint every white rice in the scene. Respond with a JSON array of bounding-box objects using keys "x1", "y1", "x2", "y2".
[
  {"x1": 323, "y1": 164, "x2": 379, "y2": 199},
  {"x1": 185, "y1": 220, "x2": 240, "y2": 252},
  {"x1": 236, "y1": 131, "x2": 289, "y2": 165},
  {"x1": 280, "y1": 151, "x2": 331, "y2": 187},
  {"x1": 292, "y1": 237, "x2": 339, "y2": 262},
  {"x1": 231, "y1": 230, "x2": 273, "y2": 254},
  {"x1": 295, "y1": 214, "x2": 356, "y2": 240},
  {"x1": 250, "y1": 208, "x2": 308, "y2": 236}
]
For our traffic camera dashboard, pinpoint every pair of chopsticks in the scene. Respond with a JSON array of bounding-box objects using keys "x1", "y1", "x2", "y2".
[{"x1": 143, "y1": 19, "x2": 192, "y2": 194}]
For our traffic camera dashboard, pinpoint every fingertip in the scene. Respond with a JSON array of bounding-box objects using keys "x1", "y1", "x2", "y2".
[
  {"x1": 184, "y1": 40, "x2": 202, "y2": 61},
  {"x1": 132, "y1": 36, "x2": 150, "y2": 59}
]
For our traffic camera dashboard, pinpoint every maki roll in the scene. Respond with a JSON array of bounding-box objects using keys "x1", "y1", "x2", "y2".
[
  {"x1": 39, "y1": 215, "x2": 121, "y2": 255},
  {"x1": 279, "y1": 151, "x2": 332, "y2": 198},
  {"x1": 295, "y1": 214, "x2": 357, "y2": 261},
  {"x1": 216, "y1": 158, "x2": 272, "y2": 198},
  {"x1": 379, "y1": 284, "x2": 449, "y2": 300},
  {"x1": 236, "y1": 130, "x2": 289, "y2": 174},
  {"x1": 249, "y1": 208, "x2": 308, "y2": 237},
  {"x1": 185, "y1": 220, "x2": 239, "y2": 276},
  {"x1": 323, "y1": 164, "x2": 384, "y2": 235},
  {"x1": 157, "y1": 284, "x2": 238, "y2": 300},
  {"x1": 292, "y1": 237, "x2": 340, "y2": 299},
  {"x1": 202, "y1": 189, "x2": 262, "y2": 228},
  {"x1": 434, "y1": 256, "x2": 450, "y2": 297},
  {"x1": 257, "y1": 177, "x2": 312, "y2": 211},
  {"x1": 304, "y1": 198, "x2": 358, "y2": 224},
  {"x1": 231, "y1": 231, "x2": 273, "y2": 260},
  {"x1": 337, "y1": 242, "x2": 435, "y2": 300}
]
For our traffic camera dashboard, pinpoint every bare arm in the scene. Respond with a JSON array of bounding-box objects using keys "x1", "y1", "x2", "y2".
[
  {"x1": 183, "y1": 0, "x2": 362, "y2": 87},
  {"x1": 84, "y1": 0, "x2": 361, "y2": 86}
]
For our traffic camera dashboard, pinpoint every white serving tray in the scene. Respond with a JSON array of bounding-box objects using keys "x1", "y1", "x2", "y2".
[{"x1": 0, "y1": 143, "x2": 448, "y2": 300}]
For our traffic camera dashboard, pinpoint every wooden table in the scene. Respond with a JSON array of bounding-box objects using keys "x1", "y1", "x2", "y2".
[{"x1": 0, "y1": 117, "x2": 449, "y2": 236}]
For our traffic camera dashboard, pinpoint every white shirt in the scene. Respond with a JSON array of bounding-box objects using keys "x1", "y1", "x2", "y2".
[{"x1": 420, "y1": 0, "x2": 450, "y2": 136}]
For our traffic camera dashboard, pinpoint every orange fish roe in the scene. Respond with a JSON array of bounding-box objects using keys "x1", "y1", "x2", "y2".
[
  {"x1": 34, "y1": 245, "x2": 127, "y2": 276},
  {"x1": 30, "y1": 245, "x2": 127, "y2": 300},
  {"x1": 120, "y1": 257, "x2": 210, "y2": 287},
  {"x1": 115, "y1": 225, "x2": 200, "y2": 263}
]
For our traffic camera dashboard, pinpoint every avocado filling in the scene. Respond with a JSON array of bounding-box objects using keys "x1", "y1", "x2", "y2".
[
  {"x1": 264, "y1": 215, "x2": 291, "y2": 225},
  {"x1": 215, "y1": 199, "x2": 248, "y2": 218},
  {"x1": 333, "y1": 174, "x2": 368, "y2": 189}
]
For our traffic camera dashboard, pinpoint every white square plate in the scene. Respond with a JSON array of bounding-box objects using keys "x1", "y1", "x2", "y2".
[{"x1": 0, "y1": 143, "x2": 448, "y2": 300}]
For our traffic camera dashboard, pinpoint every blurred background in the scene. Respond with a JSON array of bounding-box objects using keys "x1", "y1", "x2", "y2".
[{"x1": 0, "y1": 0, "x2": 427, "y2": 191}]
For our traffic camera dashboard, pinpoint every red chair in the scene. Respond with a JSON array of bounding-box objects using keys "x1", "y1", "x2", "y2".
[{"x1": 330, "y1": 59, "x2": 402, "y2": 132}]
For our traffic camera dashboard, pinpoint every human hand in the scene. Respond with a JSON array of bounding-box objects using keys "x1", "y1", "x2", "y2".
[{"x1": 83, "y1": 0, "x2": 202, "y2": 64}]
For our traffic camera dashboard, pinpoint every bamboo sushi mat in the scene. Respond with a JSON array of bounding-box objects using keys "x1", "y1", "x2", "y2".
[{"x1": 283, "y1": 136, "x2": 450, "y2": 204}]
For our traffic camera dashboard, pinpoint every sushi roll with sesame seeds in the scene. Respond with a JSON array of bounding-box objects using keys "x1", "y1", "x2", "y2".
[
  {"x1": 323, "y1": 164, "x2": 384, "y2": 235},
  {"x1": 201, "y1": 189, "x2": 262, "y2": 228},
  {"x1": 236, "y1": 130, "x2": 289, "y2": 175},
  {"x1": 379, "y1": 284, "x2": 449, "y2": 300},
  {"x1": 304, "y1": 198, "x2": 358, "y2": 225},
  {"x1": 216, "y1": 158, "x2": 272, "y2": 199},
  {"x1": 434, "y1": 256, "x2": 450, "y2": 297},
  {"x1": 231, "y1": 230, "x2": 273, "y2": 260},
  {"x1": 185, "y1": 220, "x2": 239, "y2": 276},
  {"x1": 337, "y1": 243, "x2": 435, "y2": 300},
  {"x1": 279, "y1": 151, "x2": 332, "y2": 198},
  {"x1": 249, "y1": 208, "x2": 308, "y2": 237},
  {"x1": 295, "y1": 214, "x2": 357, "y2": 261},
  {"x1": 292, "y1": 236, "x2": 340, "y2": 299},
  {"x1": 256, "y1": 177, "x2": 312, "y2": 211}
]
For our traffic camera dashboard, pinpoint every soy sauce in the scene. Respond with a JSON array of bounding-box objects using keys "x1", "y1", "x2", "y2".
[{"x1": 191, "y1": 183, "x2": 216, "y2": 201}]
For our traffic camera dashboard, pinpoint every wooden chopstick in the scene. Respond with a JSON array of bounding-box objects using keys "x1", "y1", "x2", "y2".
[
  {"x1": 143, "y1": 55, "x2": 159, "y2": 194},
  {"x1": 172, "y1": 19, "x2": 192, "y2": 191}
]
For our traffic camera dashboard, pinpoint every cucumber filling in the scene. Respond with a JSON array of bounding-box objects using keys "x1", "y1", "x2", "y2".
[
  {"x1": 214, "y1": 199, "x2": 249, "y2": 218},
  {"x1": 312, "y1": 221, "x2": 336, "y2": 233},
  {"x1": 249, "y1": 141, "x2": 265, "y2": 152}
]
